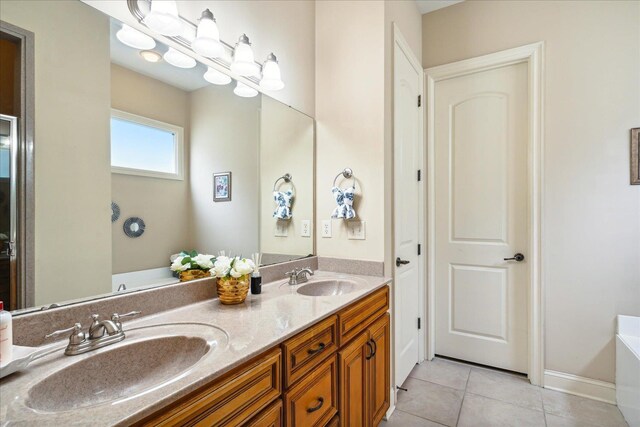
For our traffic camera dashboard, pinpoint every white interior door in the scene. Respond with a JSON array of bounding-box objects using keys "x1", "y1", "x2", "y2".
[
  {"x1": 433, "y1": 62, "x2": 529, "y2": 373},
  {"x1": 394, "y1": 36, "x2": 423, "y2": 387}
]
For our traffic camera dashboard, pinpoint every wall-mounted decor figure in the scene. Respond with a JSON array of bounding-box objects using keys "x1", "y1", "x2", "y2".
[
  {"x1": 123, "y1": 217, "x2": 145, "y2": 238},
  {"x1": 213, "y1": 172, "x2": 232, "y2": 202},
  {"x1": 331, "y1": 168, "x2": 357, "y2": 219},
  {"x1": 111, "y1": 201, "x2": 121, "y2": 223},
  {"x1": 631, "y1": 128, "x2": 639, "y2": 185},
  {"x1": 273, "y1": 173, "x2": 294, "y2": 220}
]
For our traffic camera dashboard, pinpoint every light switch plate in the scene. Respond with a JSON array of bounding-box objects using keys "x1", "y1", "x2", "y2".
[
  {"x1": 301, "y1": 220, "x2": 311, "y2": 237},
  {"x1": 321, "y1": 220, "x2": 332, "y2": 238},
  {"x1": 275, "y1": 221, "x2": 288, "y2": 237},
  {"x1": 347, "y1": 220, "x2": 366, "y2": 240}
]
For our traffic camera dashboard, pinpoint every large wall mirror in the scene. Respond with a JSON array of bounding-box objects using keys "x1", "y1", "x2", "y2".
[{"x1": 0, "y1": 0, "x2": 314, "y2": 313}]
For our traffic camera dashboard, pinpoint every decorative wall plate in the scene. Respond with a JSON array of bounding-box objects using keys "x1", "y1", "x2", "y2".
[
  {"x1": 111, "y1": 202, "x2": 121, "y2": 223},
  {"x1": 123, "y1": 217, "x2": 145, "y2": 238}
]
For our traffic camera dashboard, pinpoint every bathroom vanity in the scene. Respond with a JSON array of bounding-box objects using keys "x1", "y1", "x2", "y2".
[{"x1": 0, "y1": 271, "x2": 391, "y2": 426}]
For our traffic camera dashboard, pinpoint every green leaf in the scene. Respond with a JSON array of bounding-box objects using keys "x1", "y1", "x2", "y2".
[
  {"x1": 181, "y1": 257, "x2": 191, "y2": 265},
  {"x1": 190, "y1": 250, "x2": 198, "y2": 258}
]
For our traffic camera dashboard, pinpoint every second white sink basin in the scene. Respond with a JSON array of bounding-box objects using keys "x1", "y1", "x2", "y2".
[
  {"x1": 26, "y1": 323, "x2": 227, "y2": 412},
  {"x1": 296, "y1": 279, "x2": 362, "y2": 296}
]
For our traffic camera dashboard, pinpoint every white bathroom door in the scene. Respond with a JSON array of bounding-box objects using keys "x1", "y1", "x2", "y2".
[
  {"x1": 393, "y1": 30, "x2": 423, "y2": 387},
  {"x1": 433, "y1": 61, "x2": 529, "y2": 373}
]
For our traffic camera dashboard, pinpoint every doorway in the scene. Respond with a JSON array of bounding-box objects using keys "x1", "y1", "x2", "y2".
[{"x1": 425, "y1": 43, "x2": 544, "y2": 384}]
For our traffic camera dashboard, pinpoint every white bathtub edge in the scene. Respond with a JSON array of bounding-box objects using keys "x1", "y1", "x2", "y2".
[{"x1": 544, "y1": 369, "x2": 616, "y2": 404}]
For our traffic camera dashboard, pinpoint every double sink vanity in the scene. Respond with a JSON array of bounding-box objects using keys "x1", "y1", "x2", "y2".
[{"x1": 1, "y1": 268, "x2": 391, "y2": 426}]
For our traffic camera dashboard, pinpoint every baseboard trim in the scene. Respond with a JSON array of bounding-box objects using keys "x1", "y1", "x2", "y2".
[
  {"x1": 385, "y1": 404, "x2": 396, "y2": 421},
  {"x1": 544, "y1": 370, "x2": 616, "y2": 404}
]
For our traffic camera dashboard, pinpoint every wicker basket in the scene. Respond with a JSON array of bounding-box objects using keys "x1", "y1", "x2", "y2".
[
  {"x1": 216, "y1": 275, "x2": 250, "y2": 305},
  {"x1": 179, "y1": 269, "x2": 210, "y2": 282}
]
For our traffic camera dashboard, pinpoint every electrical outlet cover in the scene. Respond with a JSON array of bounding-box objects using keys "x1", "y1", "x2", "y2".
[
  {"x1": 347, "y1": 220, "x2": 366, "y2": 240},
  {"x1": 301, "y1": 220, "x2": 311, "y2": 237},
  {"x1": 322, "y1": 220, "x2": 332, "y2": 238}
]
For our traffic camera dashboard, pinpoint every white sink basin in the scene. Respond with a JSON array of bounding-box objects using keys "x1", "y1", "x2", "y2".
[
  {"x1": 296, "y1": 279, "x2": 362, "y2": 296},
  {"x1": 26, "y1": 323, "x2": 227, "y2": 412}
]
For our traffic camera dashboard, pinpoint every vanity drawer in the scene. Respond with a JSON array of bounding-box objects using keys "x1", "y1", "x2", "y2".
[
  {"x1": 246, "y1": 399, "x2": 283, "y2": 427},
  {"x1": 139, "y1": 348, "x2": 281, "y2": 427},
  {"x1": 284, "y1": 354, "x2": 338, "y2": 427},
  {"x1": 282, "y1": 315, "x2": 338, "y2": 387},
  {"x1": 337, "y1": 286, "x2": 389, "y2": 346}
]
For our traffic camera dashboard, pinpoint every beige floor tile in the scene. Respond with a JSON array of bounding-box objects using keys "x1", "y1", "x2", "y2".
[
  {"x1": 458, "y1": 393, "x2": 546, "y2": 427},
  {"x1": 396, "y1": 378, "x2": 464, "y2": 427},
  {"x1": 545, "y1": 413, "x2": 608, "y2": 427},
  {"x1": 380, "y1": 409, "x2": 446, "y2": 426},
  {"x1": 465, "y1": 367, "x2": 543, "y2": 411},
  {"x1": 409, "y1": 358, "x2": 471, "y2": 390},
  {"x1": 542, "y1": 389, "x2": 628, "y2": 427}
]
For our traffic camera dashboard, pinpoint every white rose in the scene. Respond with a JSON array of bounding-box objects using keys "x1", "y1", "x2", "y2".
[
  {"x1": 231, "y1": 258, "x2": 255, "y2": 277},
  {"x1": 212, "y1": 256, "x2": 232, "y2": 278},
  {"x1": 194, "y1": 254, "x2": 214, "y2": 270},
  {"x1": 170, "y1": 256, "x2": 189, "y2": 272}
]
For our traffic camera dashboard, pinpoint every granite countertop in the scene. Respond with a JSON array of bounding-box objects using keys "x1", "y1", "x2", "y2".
[{"x1": 0, "y1": 271, "x2": 390, "y2": 426}]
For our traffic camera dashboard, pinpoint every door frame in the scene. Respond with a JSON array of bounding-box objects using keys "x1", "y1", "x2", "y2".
[
  {"x1": 392, "y1": 23, "x2": 426, "y2": 373},
  {"x1": 424, "y1": 42, "x2": 545, "y2": 385}
]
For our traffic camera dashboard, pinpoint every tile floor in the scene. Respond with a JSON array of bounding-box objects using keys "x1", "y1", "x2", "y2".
[{"x1": 381, "y1": 357, "x2": 628, "y2": 427}]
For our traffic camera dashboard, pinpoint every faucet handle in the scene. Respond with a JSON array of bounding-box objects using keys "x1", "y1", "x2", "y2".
[
  {"x1": 110, "y1": 311, "x2": 141, "y2": 322},
  {"x1": 45, "y1": 323, "x2": 85, "y2": 344},
  {"x1": 285, "y1": 269, "x2": 298, "y2": 277}
]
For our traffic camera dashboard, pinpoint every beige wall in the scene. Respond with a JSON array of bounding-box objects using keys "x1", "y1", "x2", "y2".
[
  {"x1": 422, "y1": 0, "x2": 640, "y2": 383},
  {"x1": 260, "y1": 96, "x2": 314, "y2": 257},
  {"x1": 0, "y1": 0, "x2": 113, "y2": 305},
  {"x1": 189, "y1": 84, "x2": 260, "y2": 257},
  {"x1": 110, "y1": 64, "x2": 192, "y2": 273}
]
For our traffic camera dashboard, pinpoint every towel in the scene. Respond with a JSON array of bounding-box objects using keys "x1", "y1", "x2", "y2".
[
  {"x1": 273, "y1": 190, "x2": 294, "y2": 220},
  {"x1": 331, "y1": 186, "x2": 356, "y2": 219}
]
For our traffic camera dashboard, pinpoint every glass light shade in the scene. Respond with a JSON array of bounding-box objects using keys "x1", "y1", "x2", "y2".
[
  {"x1": 191, "y1": 9, "x2": 224, "y2": 58},
  {"x1": 140, "y1": 50, "x2": 162, "y2": 63},
  {"x1": 143, "y1": 0, "x2": 183, "y2": 36},
  {"x1": 259, "y1": 53, "x2": 285, "y2": 91},
  {"x1": 204, "y1": 67, "x2": 231, "y2": 85},
  {"x1": 231, "y1": 34, "x2": 260, "y2": 77},
  {"x1": 233, "y1": 81, "x2": 258, "y2": 98},
  {"x1": 116, "y1": 25, "x2": 156, "y2": 50},
  {"x1": 163, "y1": 48, "x2": 196, "y2": 68}
]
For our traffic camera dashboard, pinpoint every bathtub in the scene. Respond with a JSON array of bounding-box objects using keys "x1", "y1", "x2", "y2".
[
  {"x1": 111, "y1": 267, "x2": 179, "y2": 292},
  {"x1": 617, "y1": 315, "x2": 640, "y2": 427}
]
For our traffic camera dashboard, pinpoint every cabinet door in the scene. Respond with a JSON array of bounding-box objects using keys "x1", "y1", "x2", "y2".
[
  {"x1": 368, "y1": 314, "x2": 390, "y2": 427},
  {"x1": 246, "y1": 399, "x2": 283, "y2": 427},
  {"x1": 338, "y1": 331, "x2": 371, "y2": 427}
]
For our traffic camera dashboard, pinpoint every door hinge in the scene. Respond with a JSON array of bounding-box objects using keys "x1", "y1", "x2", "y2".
[
  {"x1": 418, "y1": 94, "x2": 422, "y2": 107},
  {"x1": 417, "y1": 169, "x2": 421, "y2": 181},
  {"x1": 418, "y1": 318, "x2": 421, "y2": 330},
  {"x1": 418, "y1": 244, "x2": 421, "y2": 256}
]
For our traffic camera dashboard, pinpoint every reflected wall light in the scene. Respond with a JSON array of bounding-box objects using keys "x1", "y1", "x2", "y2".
[
  {"x1": 204, "y1": 67, "x2": 232, "y2": 85},
  {"x1": 164, "y1": 47, "x2": 197, "y2": 68},
  {"x1": 116, "y1": 24, "x2": 156, "y2": 50},
  {"x1": 234, "y1": 81, "x2": 258, "y2": 98}
]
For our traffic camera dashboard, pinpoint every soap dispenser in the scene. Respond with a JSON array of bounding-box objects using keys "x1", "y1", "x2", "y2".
[{"x1": 0, "y1": 301, "x2": 12, "y2": 364}]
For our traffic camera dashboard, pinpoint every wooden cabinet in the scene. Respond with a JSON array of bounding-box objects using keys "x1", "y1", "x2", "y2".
[
  {"x1": 246, "y1": 399, "x2": 283, "y2": 427},
  {"x1": 339, "y1": 313, "x2": 390, "y2": 427}
]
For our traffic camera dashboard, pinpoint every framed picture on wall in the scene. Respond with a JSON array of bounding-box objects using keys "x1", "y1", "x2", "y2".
[
  {"x1": 213, "y1": 172, "x2": 232, "y2": 202},
  {"x1": 632, "y1": 128, "x2": 639, "y2": 185}
]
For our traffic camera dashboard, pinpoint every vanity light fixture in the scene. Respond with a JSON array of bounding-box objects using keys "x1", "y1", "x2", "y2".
[
  {"x1": 231, "y1": 34, "x2": 260, "y2": 77},
  {"x1": 140, "y1": 50, "x2": 162, "y2": 63},
  {"x1": 191, "y1": 9, "x2": 224, "y2": 58},
  {"x1": 233, "y1": 81, "x2": 258, "y2": 98},
  {"x1": 116, "y1": 24, "x2": 156, "y2": 50},
  {"x1": 143, "y1": 0, "x2": 183, "y2": 36},
  {"x1": 204, "y1": 67, "x2": 232, "y2": 85},
  {"x1": 259, "y1": 53, "x2": 285, "y2": 91},
  {"x1": 163, "y1": 47, "x2": 196, "y2": 68}
]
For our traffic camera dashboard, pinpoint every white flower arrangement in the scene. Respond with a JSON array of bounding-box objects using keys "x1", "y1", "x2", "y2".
[
  {"x1": 211, "y1": 256, "x2": 256, "y2": 279},
  {"x1": 170, "y1": 250, "x2": 216, "y2": 272}
]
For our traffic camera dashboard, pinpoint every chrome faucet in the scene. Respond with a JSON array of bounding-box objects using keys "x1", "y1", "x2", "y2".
[
  {"x1": 285, "y1": 268, "x2": 314, "y2": 285},
  {"x1": 45, "y1": 311, "x2": 140, "y2": 356}
]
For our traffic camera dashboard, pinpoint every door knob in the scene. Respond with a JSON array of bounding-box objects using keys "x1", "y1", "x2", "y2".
[
  {"x1": 396, "y1": 257, "x2": 410, "y2": 267},
  {"x1": 504, "y1": 253, "x2": 525, "y2": 262}
]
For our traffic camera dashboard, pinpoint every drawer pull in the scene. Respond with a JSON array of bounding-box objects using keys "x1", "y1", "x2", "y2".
[
  {"x1": 307, "y1": 397, "x2": 325, "y2": 413},
  {"x1": 366, "y1": 341, "x2": 374, "y2": 360},
  {"x1": 371, "y1": 338, "x2": 377, "y2": 357},
  {"x1": 307, "y1": 342, "x2": 326, "y2": 355}
]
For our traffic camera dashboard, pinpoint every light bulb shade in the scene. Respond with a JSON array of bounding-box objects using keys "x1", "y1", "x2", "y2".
[
  {"x1": 163, "y1": 47, "x2": 196, "y2": 68},
  {"x1": 231, "y1": 34, "x2": 260, "y2": 77},
  {"x1": 144, "y1": 0, "x2": 183, "y2": 36},
  {"x1": 259, "y1": 54, "x2": 284, "y2": 91},
  {"x1": 191, "y1": 9, "x2": 224, "y2": 58},
  {"x1": 116, "y1": 24, "x2": 156, "y2": 50},
  {"x1": 204, "y1": 67, "x2": 231, "y2": 85},
  {"x1": 234, "y1": 81, "x2": 258, "y2": 98}
]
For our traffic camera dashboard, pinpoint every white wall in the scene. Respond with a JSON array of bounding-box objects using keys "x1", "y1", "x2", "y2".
[
  {"x1": 189, "y1": 84, "x2": 260, "y2": 257},
  {"x1": 422, "y1": 0, "x2": 640, "y2": 383},
  {"x1": 0, "y1": 0, "x2": 113, "y2": 305}
]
